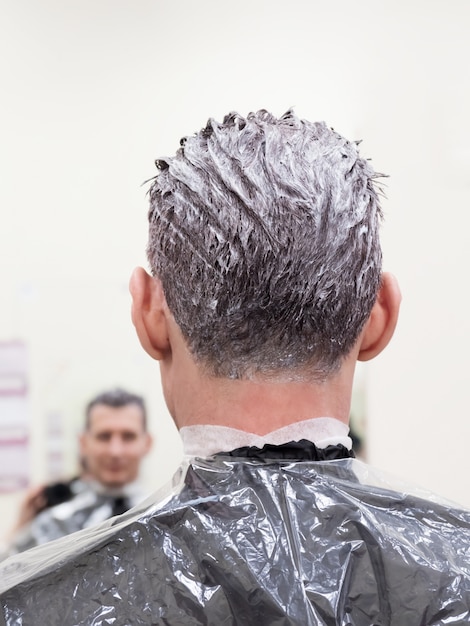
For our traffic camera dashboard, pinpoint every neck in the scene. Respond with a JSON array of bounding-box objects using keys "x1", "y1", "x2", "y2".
[
  {"x1": 186, "y1": 377, "x2": 352, "y2": 434},
  {"x1": 160, "y1": 329, "x2": 358, "y2": 435}
]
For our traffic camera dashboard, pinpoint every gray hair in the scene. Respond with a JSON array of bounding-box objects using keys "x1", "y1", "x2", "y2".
[
  {"x1": 147, "y1": 109, "x2": 384, "y2": 381},
  {"x1": 85, "y1": 388, "x2": 147, "y2": 430}
]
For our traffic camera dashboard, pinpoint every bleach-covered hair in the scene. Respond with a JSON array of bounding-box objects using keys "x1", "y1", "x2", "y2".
[{"x1": 147, "y1": 109, "x2": 384, "y2": 380}]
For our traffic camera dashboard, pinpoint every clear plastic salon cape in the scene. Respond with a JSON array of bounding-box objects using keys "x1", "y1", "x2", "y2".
[
  {"x1": 1, "y1": 479, "x2": 148, "y2": 560},
  {"x1": 0, "y1": 454, "x2": 469, "y2": 625}
]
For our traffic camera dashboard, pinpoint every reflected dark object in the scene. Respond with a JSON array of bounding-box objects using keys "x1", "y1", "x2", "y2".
[
  {"x1": 349, "y1": 427, "x2": 364, "y2": 458},
  {"x1": 41, "y1": 479, "x2": 78, "y2": 511}
]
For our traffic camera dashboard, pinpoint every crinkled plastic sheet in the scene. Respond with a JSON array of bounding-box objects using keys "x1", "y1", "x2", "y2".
[
  {"x1": 1, "y1": 480, "x2": 148, "y2": 561},
  {"x1": 1, "y1": 457, "x2": 469, "y2": 625}
]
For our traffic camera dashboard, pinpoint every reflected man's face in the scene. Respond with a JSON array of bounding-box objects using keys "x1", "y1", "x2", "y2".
[{"x1": 80, "y1": 403, "x2": 151, "y2": 488}]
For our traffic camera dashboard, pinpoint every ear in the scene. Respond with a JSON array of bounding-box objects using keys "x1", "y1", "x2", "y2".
[
  {"x1": 357, "y1": 272, "x2": 401, "y2": 362},
  {"x1": 143, "y1": 433, "x2": 153, "y2": 455},
  {"x1": 129, "y1": 267, "x2": 171, "y2": 361}
]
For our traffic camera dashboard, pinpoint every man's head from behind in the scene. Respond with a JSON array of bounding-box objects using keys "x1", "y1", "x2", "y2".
[
  {"x1": 144, "y1": 109, "x2": 385, "y2": 381},
  {"x1": 80, "y1": 388, "x2": 152, "y2": 489}
]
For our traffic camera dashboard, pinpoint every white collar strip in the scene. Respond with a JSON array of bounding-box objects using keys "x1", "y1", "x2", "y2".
[{"x1": 180, "y1": 417, "x2": 352, "y2": 458}]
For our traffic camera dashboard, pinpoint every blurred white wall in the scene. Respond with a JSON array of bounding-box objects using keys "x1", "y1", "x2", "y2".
[{"x1": 0, "y1": 0, "x2": 469, "y2": 534}]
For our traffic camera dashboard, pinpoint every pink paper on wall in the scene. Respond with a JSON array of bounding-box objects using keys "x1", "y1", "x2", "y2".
[{"x1": 0, "y1": 341, "x2": 29, "y2": 492}]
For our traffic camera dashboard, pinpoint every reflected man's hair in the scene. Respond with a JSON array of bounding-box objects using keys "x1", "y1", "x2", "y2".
[
  {"x1": 85, "y1": 388, "x2": 147, "y2": 431},
  {"x1": 147, "y1": 109, "x2": 384, "y2": 381}
]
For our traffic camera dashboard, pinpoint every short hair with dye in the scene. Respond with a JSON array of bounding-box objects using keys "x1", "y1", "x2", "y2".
[
  {"x1": 147, "y1": 109, "x2": 384, "y2": 381},
  {"x1": 85, "y1": 388, "x2": 147, "y2": 430}
]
